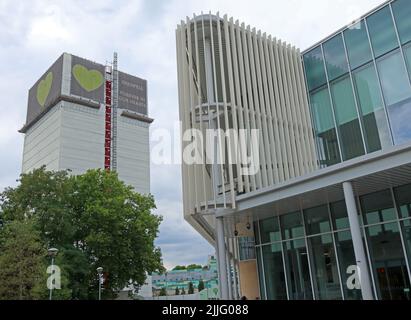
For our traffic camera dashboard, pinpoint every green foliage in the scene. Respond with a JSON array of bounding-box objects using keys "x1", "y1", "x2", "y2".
[
  {"x1": 188, "y1": 282, "x2": 194, "y2": 295},
  {"x1": 172, "y1": 265, "x2": 186, "y2": 271},
  {"x1": 0, "y1": 220, "x2": 47, "y2": 299},
  {"x1": 0, "y1": 167, "x2": 164, "y2": 300},
  {"x1": 181, "y1": 288, "x2": 186, "y2": 295},
  {"x1": 175, "y1": 287, "x2": 180, "y2": 295},
  {"x1": 172, "y1": 264, "x2": 202, "y2": 271},
  {"x1": 198, "y1": 280, "x2": 205, "y2": 292},
  {"x1": 187, "y1": 264, "x2": 202, "y2": 270}
]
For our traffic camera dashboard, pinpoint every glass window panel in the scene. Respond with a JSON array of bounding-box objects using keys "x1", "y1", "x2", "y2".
[
  {"x1": 308, "y1": 235, "x2": 343, "y2": 300},
  {"x1": 283, "y1": 239, "x2": 313, "y2": 300},
  {"x1": 331, "y1": 76, "x2": 358, "y2": 125},
  {"x1": 304, "y1": 205, "x2": 331, "y2": 235},
  {"x1": 367, "y1": 6, "x2": 399, "y2": 58},
  {"x1": 304, "y1": 46, "x2": 327, "y2": 91},
  {"x1": 392, "y1": 0, "x2": 411, "y2": 45},
  {"x1": 281, "y1": 212, "x2": 304, "y2": 240},
  {"x1": 344, "y1": 20, "x2": 373, "y2": 69},
  {"x1": 360, "y1": 189, "x2": 397, "y2": 225},
  {"x1": 335, "y1": 231, "x2": 362, "y2": 300},
  {"x1": 377, "y1": 50, "x2": 411, "y2": 145},
  {"x1": 366, "y1": 223, "x2": 411, "y2": 300},
  {"x1": 310, "y1": 88, "x2": 341, "y2": 167},
  {"x1": 354, "y1": 64, "x2": 391, "y2": 152},
  {"x1": 394, "y1": 183, "x2": 411, "y2": 218},
  {"x1": 323, "y1": 34, "x2": 349, "y2": 80},
  {"x1": 262, "y1": 244, "x2": 288, "y2": 300},
  {"x1": 330, "y1": 201, "x2": 350, "y2": 230},
  {"x1": 331, "y1": 76, "x2": 365, "y2": 160},
  {"x1": 238, "y1": 237, "x2": 256, "y2": 261},
  {"x1": 310, "y1": 87, "x2": 335, "y2": 133},
  {"x1": 259, "y1": 217, "x2": 281, "y2": 244}
]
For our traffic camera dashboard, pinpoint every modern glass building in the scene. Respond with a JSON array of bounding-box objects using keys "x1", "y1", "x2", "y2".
[
  {"x1": 304, "y1": 0, "x2": 411, "y2": 166},
  {"x1": 176, "y1": 0, "x2": 411, "y2": 300}
]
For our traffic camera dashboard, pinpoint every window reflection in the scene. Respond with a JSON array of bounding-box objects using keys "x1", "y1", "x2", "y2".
[
  {"x1": 304, "y1": 46, "x2": 327, "y2": 91},
  {"x1": 283, "y1": 239, "x2": 313, "y2": 300},
  {"x1": 367, "y1": 6, "x2": 399, "y2": 58},
  {"x1": 330, "y1": 76, "x2": 365, "y2": 160},
  {"x1": 323, "y1": 34, "x2": 349, "y2": 81},
  {"x1": 353, "y1": 64, "x2": 392, "y2": 152},
  {"x1": 366, "y1": 223, "x2": 411, "y2": 300},
  {"x1": 308, "y1": 234, "x2": 343, "y2": 300},
  {"x1": 344, "y1": 20, "x2": 373, "y2": 69},
  {"x1": 377, "y1": 50, "x2": 411, "y2": 145},
  {"x1": 281, "y1": 211, "x2": 304, "y2": 240},
  {"x1": 262, "y1": 244, "x2": 287, "y2": 300},
  {"x1": 310, "y1": 87, "x2": 341, "y2": 167}
]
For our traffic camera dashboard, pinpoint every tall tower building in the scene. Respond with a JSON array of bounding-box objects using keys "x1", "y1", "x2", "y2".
[
  {"x1": 177, "y1": 0, "x2": 411, "y2": 301},
  {"x1": 20, "y1": 53, "x2": 153, "y2": 194}
]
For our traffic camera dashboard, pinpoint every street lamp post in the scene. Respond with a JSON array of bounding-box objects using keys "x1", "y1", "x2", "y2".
[
  {"x1": 48, "y1": 248, "x2": 58, "y2": 301},
  {"x1": 97, "y1": 267, "x2": 103, "y2": 300}
]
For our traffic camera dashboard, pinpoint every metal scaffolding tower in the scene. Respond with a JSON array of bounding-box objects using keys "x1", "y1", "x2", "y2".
[{"x1": 112, "y1": 52, "x2": 119, "y2": 172}]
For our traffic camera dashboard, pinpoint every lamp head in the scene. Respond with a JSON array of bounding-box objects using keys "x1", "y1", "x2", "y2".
[{"x1": 48, "y1": 248, "x2": 59, "y2": 257}]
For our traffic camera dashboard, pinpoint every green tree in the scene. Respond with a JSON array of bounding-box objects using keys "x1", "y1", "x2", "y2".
[
  {"x1": 187, "y1": 264, "x2": 202, "y2": 270},
  {"x1": 172, "y1": 265, "x2": 186, "y2": 271},
  {"x1": 198, "y1": 280, "x2": 205, "y2": 292},
  {"x1": 0, "y1": 167, "x2": 164, "y2": 299},
  {"x1": 181, "y1": 288, "x2": 186, "y2": 295},
  {"x1": 188, "y1": 282, "x2": 194, "y2": 294},
  {"x1": 0, "y1": 220, "x2": 66, "y2": 299},
  {"x1": 159, "y1": 287, "x2": 167, "y2": 296},
  {"x1": 175, "y1": 287, "x2": 180, "y2": 295}
]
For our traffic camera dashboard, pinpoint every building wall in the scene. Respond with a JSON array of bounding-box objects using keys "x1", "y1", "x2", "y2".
[
  {"x1": 59, "y1": 101, "x2": 105, "y2": 175},
  {"x1": 117, "y1": 114, "x2": 150, "y2": 195},
  {"x1": 22, "y1": 101, "x2": 150, "y2": 193},
  {"x1": 22, "y1": 103, "x2": 62, "y2": 173},
  {"x1": 176, "y1": 14, "x2": 318, "y2": 240}
]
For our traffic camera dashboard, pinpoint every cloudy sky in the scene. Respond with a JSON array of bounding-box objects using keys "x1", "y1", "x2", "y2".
[{"x1": 0, "y1": 0, "x2": 384, "y2": 270}]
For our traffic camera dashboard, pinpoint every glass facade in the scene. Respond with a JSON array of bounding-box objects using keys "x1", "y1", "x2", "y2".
[
  {"x1": 256, "y1": 183, "x2": 411, "y2": 300},
  {"x1": 255, "y1": 0, "x2": 411, "y2": 301},
  {"x1": 304, "y1": 0, "x2": 411, "y2": 168}
]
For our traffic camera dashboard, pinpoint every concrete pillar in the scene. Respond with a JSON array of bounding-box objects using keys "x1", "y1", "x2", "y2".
[
  {"x1": 343, "y1": 181, "x2": 374, "y2": 300},
  {"x1": 216, "y1": 216, "x2": 229, "y2": 300}
]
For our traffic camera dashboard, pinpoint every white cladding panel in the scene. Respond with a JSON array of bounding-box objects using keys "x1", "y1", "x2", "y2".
[
  {"x1": 176, "y1": 14, "x2": 319, "y2": 240},
  {"x1": 117, "y1": 114, "x2": 150, "y2": 195},
  {"x1": 22, "y1": 104, "x2": 62, "y2": 173},
  {"x1": 59, "y1": 101, "x2": 105, "y2": 175}
]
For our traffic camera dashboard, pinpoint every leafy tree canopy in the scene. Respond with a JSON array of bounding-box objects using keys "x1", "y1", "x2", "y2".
[{"x1": 0, "y1": 167, "x2": 164, "y2": 299}]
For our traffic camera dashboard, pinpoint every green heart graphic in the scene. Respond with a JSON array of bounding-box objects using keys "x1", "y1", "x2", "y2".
[
  {"x1": 72, "y1": 64, "x2": 103, "y2": 92},
  {"x1": 37, "y1": 72, "x2": 53, "y2": 107}
]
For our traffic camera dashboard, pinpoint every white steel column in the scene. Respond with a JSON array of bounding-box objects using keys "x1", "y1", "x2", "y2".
[
  {"x1": 230, "y1": 237, "x2": 239, "y2": 300},
  {"x1": 342, "y1": 181, "x2": 374, "y2": 300},
  {"x1": 216, "y1": 216, "x2": 229, "y2": 299},
  {"x1": 226, "y1": 241, "x2": 233, "y2": 300}
]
